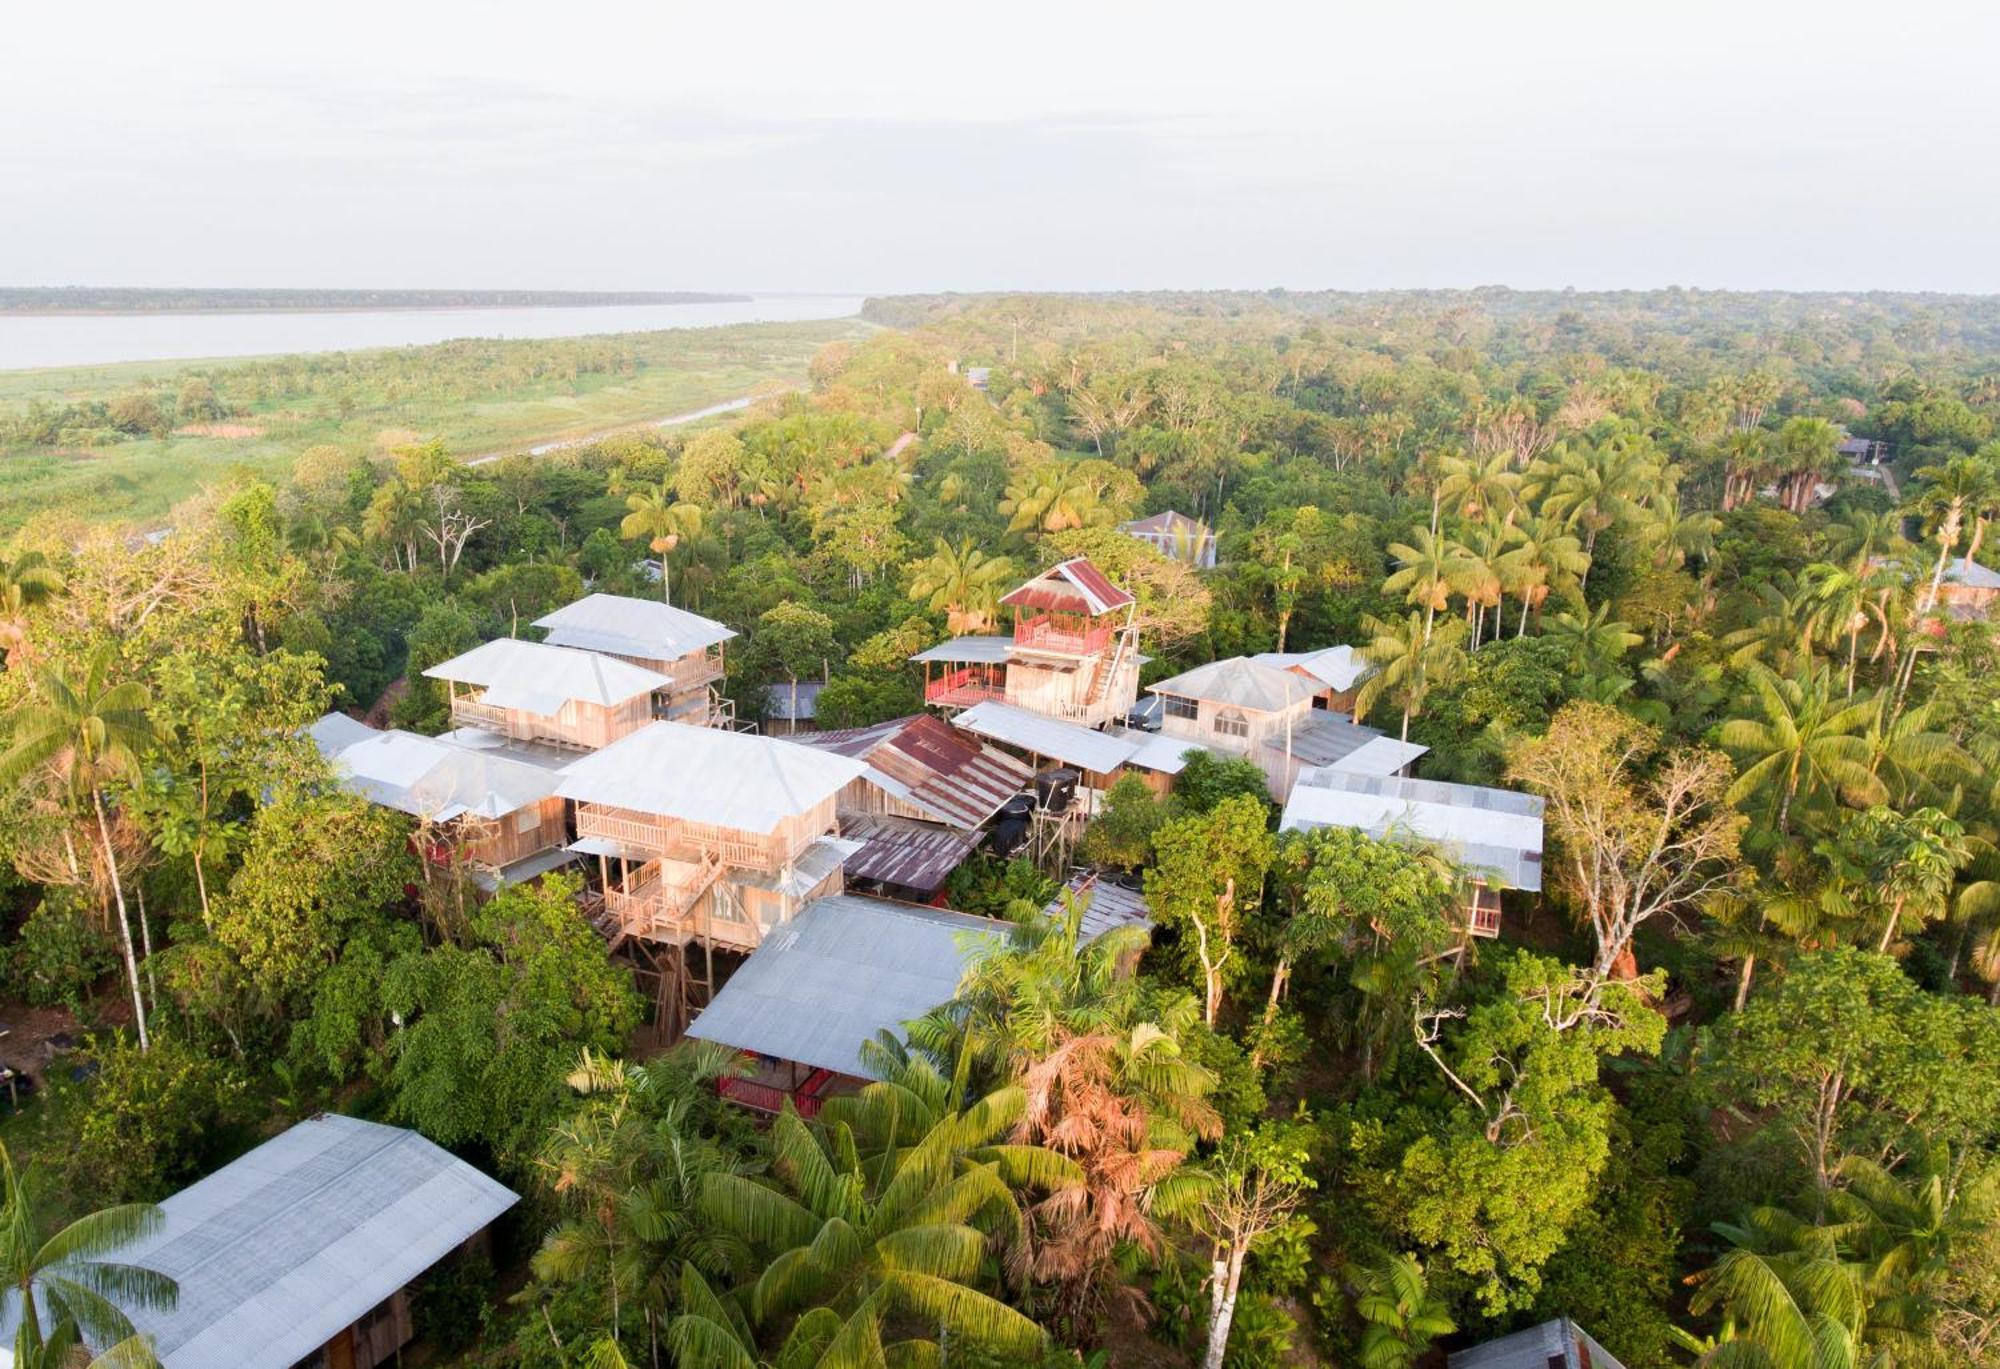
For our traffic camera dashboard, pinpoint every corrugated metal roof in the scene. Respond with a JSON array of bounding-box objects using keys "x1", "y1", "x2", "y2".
[
  {"x1": 423, "y1": 638, "x2": 667, "y2": 709},
  {"x1": 1280, "y1": 769, "x2": 1545, "y2": 891},
  {"x1": 764, "y1": 680, "x2": 826, "y2": 720},
  {"x1": 1105, "y1": 726, "x2": 1206, "y2": 774},
  {"x1": 1250, "y1": 644, "x2": 1371, "y2": 692},
  {"x1": 308, "y1": 711, "x2": 379, "y2": 757},
  {"x1": 951, "y1": 701, "x2": 1141, "y2": 775},
  {"x1": 557, "y1": 722, "x2": 869, "y2": 831},
  {"x1": 796, "y1": 714, "x2": 1031, "y2": 830},
  {"x1": 910, "y1": 635, "x2": 1014, "y2": 664},
  {"x1": 1450, "y1": 1318, "x2": 1627, "y2": 1369},
  {"x1": 322, "y1": 726, "x2": 562, "y2": 822},
  {"x1": 998, "y1": 557, "x2": 1135, "y2": 616},
  {"x1": 1045, "y1": 870, "x2": 1153, "y2": 940},
  {"x1": 534, "y1": 592, "x2": 735, "y2": 660},
  {"x1": 1149, "y1": 657, "x2": 1318, "y2": 713},
  {"x1": 1946, "y1": 559, "x2": 2000, "y2": 590},
  {"x1": 1280, "y1": 714, "x2": 1425, "y2": 771},
  {"x1": 687, "y1": 894, "x2": 1009, "y2": 1078},
  {"x1": 1321, "y1": 734, "x2": 1429, "y2": 777},
  {"x1": 840, "y1": 815, "x2": 978, "y2": 893},
  {"x1": 37, "y1": 1115, "x2": 518, "y2": 1369}
]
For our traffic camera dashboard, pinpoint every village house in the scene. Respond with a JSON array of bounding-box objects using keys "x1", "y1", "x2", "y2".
[
  {"x1": 1939, "y1": 557, "x2": 2000, "y2": 621},
  {"x1": 1249, "y1": 643, "x2": 1372, "y2": 717},
  {"x1": 554, "y1": 721, "x2": 869, "y2": 1031},
  {"x1": 1450, "y1": 1318, "x2": 1627, "y2": 1369},
  {"x1": 1279, "y1": 767, "x2": 1545, "y2": 939},
  {"x1": 790, "y1": 712, "x2": 1032, "y2": 900},
  {"x1": 422, "y1": 637, "x2": 667, "y2": 751},
  {"x1": 1146, "y1": 656, "x2": 1427, "y2": 800},
  {"x1": 533, "y1": 592, "x2": 737, "y2": 726},
  {"x1": 1120, "y1": 508, "x2": 1217, "y2": 567},
  {"x1": 0, "y1": 1114, "x2": 517, "y2": 1369},
  {"x1": 915, "y1": 557, "x2": 1142, "y2": 728},
  {"x1": 685, "y1": 893, "x2": 1011, "y2": 1116},
  {"x1": 309, "y1": 714, "x2": 571, "y2": 889}
]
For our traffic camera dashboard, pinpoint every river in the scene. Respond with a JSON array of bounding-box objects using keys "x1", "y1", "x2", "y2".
[{"x1": 0, "y1": 293, "x2": 867, "y2": 371}]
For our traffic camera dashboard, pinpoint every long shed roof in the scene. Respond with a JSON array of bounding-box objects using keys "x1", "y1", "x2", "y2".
[
  {"x1": 950, "y1": 700, "x2": 1141, "y2": 775},
  {"x1": 556, "y1": 722, "x2": 868, "y2": 831},
  {"x1": 534, "y1": 592, "x2": 736, "y2": 660},
  {"x1": 1280, "y1": 769, "x2": 1546, "y2": 891},
  {"x1": 17, "y1": 1115, "x2": 518, "y2": 1369},
  {"x1": 422, "y1": 637, "x2": 667, "y2": 713},
  {"x1": 687, "y1": 895, "x2": 1009, "y2": 1078}
]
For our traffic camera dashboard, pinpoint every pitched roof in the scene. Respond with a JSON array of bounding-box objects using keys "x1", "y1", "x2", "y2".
[
  {"x1": 1280, "y1": 769, "x2": 1546, "y2": 891},
  {"x1": 49, "y1": 1115, "x2": 517, "y2": 1369},
  {"x1": 556, "y1": 722, "x2": 868, "y2": 831},
  {"x1": 839, "y1": 814, "x2": 978, "y2": 893},
  {"x1": 1149, "y1": 656, "x2": 1318, "y2": 712},
  {"x1": 1945, "y1": 559, "x2": 2000, "y2": 590},
  {"x1": 307, "y1": 711, "x2": 380, "y2": 757},
  {"x1": 950, "y1": 700, "x2": 1142, "y2": 775},
  {"x1": 422, "y1": 638, "x2": 667, "y2": 713},
  {"x1": 910, "y1": 634, "x2": 1014, "y2": 664},
  {"x1": 312, "y1": 715, "x2": 561, "y2": 821},
  {"x1": 1250, "y1": 644, "x2": 1372, "y2": 692},
  {"x1": 1282, "y1": 714, "x2": 1429, "y2": 774},
  {"x1": 794, "y1": 714, "x2": 1031, "y2": 829},
  {"x1": 998, "y1": 557, "x2": 1135, "y2": 616},
  {"x1": 686, "y1": 895, "x2": 1010, "y2": 1078},
  {"x1": 1121, "y1": 510, "x2": 1210, "y2": 536},
  {"x1": 534, "y1": 592, "x2": 736, "y2": 660},
  {"x1": 1450, "y1": 1319, "x2": 1627, "y2": 1369},
  {"x1": 1045, "y1": 870, "x2": 1153, "y2": 940}
]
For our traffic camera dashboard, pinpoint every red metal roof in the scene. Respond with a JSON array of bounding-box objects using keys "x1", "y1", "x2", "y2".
[
  {"x1": 795, "y1": 714, "x2": 1031, "y2": 830},
  {"x1": 839, "y1": 814, "x2": 977, "y2": 893},
  {"x1": 998, "y1": 557, "x2": 1135, "y2": 617}
]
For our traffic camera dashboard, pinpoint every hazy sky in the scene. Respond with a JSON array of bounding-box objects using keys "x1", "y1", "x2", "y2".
[{"x1": 6, "y1": 0, "x2": 1998, "y2": 294}]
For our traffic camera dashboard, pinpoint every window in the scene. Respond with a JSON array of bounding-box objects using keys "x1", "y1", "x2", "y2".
[
  {"x1": 1162, "y1": 695, "x2": 1199, "y2": 722},
  {"x1": 516, "y1": 808, "x2": 540, "y2": 835},
  {"x1": 1213, "y1": 709, "x2": 1249, "y2": 739}
]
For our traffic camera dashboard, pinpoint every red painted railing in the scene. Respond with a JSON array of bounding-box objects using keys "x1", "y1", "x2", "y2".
[{"x1": 1013, "y1": 616, "x2": 1111, "y2": 656}]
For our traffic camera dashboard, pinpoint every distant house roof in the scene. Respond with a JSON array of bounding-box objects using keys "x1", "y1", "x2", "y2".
[
  {"x1": 1282, "y1": 714, "x2": 1429, "y2": 775},
  {"x1": 20, "y1": 1115, "x2": 518, "y2": 1369},
  {"x1": 1150, "y1": 657, "x2": 1318, "y2": 713},
  {"x1": 794, "y1": 714, "x2": 1031, "y2": 829},
  {"x1": 764, "y1": 680, "x2": 826, "y2": 721},
  {"x1": 1251, "y1": 644, "x2": 1372, "y2": 693},
  {"x1": 534, "y1": 592, "x2": 736, "y2": 661},
  {"x1": 310, "y1": 713, "x2": 561, "y2": 822},
  {"x1": 1120, "y1": 510, "x2": 1216, "y2": 564},
  {"x1": 1045, "y1": 870, "x2": 1153, "y2": 940},
  {"x1": 423, "y1": 638, "x2": 667, "y2": 714},
  {"x1": 556, "y1": 722, "x2": 869, "y2": 832},
  {"x1": 1945, "y1": 559, "x2": 2000, "y2": 591},
  {"x1": 910, "y1": 634, "x2": 1014, "y2": 664},
  {"x1": 840, "y1": 814, "x2": 978, "y2": 893},
  {"x1": 1281, "y1": 769, "x2": 1546, "y2": 891},
  {"x1": 999, "y1": 557, "x2": 1135, "y2": 616},
  {"x1": 1450, "y1": 1318, "x2": 1627, "y2": 1369},
  {"x1": 1122, "y1": 509, "x2": 1210, "y2": 538},
  {"x1": 951, "y1": 700, "x2": 1142, "y2": 775},
  {"x1": 686, "y1": 895, "x2": 1009, "y2": 1078}
]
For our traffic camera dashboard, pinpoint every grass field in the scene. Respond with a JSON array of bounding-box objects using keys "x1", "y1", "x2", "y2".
[{"x1": 0, "y1": 316, "x2": 873, "y2": 531}]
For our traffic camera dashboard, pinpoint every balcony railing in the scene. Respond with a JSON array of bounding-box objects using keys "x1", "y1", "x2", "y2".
[
  {"x1": 575, "y1": 805, "x2": 780, "y2": 871},
  {"x1": 925, "y1": 667, "x2": 1007, "y2": 707},
  {"x1": 1012, "y1": 616, "x2": 1112, "y2": 657}
]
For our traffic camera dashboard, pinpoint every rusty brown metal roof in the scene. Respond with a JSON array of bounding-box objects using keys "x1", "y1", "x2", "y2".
[
  {"x1": 796, "y1": 714, "x2": 1031, "y2": 830},
  {"x1": 839, "y1": 815, "x2": 978, "y2": 893},
  {"x1": 998, "y1": 557, "x2": 1135, "y2": 616}
]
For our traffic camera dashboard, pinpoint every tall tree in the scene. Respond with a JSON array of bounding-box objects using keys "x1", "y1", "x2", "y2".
[{"x1": 620, "y1": 483, "x2": 705, "y2": 604}]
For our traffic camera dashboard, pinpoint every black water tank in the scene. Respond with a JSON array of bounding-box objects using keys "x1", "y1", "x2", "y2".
[{"x1": 1035, "y1": 768, "x2": 1079, "y2": 813}]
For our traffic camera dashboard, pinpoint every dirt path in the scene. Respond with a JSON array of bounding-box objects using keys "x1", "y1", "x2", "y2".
[{"x1": 464, "y1": 391, "x2": 795, "y2": 466}]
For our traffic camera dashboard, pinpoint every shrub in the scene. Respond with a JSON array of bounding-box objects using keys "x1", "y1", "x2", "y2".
[
  {"x1": 5, "y1": 890, "x2": 117, "y2": 1012},
  {"x1": 62, "y1": 1034, "x2": 253, "y2": 1204},
  {"x1": 412, "y1": 1249, "x2": 496, "y2": 1355}
]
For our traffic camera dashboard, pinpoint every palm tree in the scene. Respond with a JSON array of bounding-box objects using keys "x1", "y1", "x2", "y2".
[
  {"x1": 1771, "y1": 417, "x2": 1845, "y2": 514},
  {"x1": 1434, "y1": 451, "x2": 1520, "y2": 525},
  {"x1": 693, "y1": 1104, "x2": 1047, "y2": 1360},
  {"x1": 0, "y1": 650, "x2": 157, "y2": 1049},
  {"x1": 1543, "y1": 603, "x2": 1642, "y2": 677},
  {"x1": 360, "y1": 478, "x2": 422, "y2": 572},
  {"x1": 1354, "y1": 612, "x2": 1468, "y2": 742},
  {"x1": 1537, "y1": 437, "x2": 1659, "y2": 576},
  {"x1": 620, "y1": 485, "x2": 705, "y2": 604},
  {"x1": 1499, "y1": 515, "x2": 1589, "y2": 635},
  {"x1": 906, "y1": 538, "x2": 1014, "y2": 634},
  {"x1": 1001, "y1": 461, "x2": 1105, "y2": 535},
  {"x1": 0, "y1": 1141, "x2": 176, "y2": 1367},
  {"x1": 1803, "y1": 561, "x2": 1903, "y2": 697},
  {"x1": 1639, "y1": 486, "x2": 1720, "y2": 572},
  {"x1": 1908, "y1": 453, "x2": 1997, "y2": 616},
  {"x1": 0, "y1": 551, "x2": 64, "y2": 670},
  {"x1": 1688, "y1": 1207, "x2": 1868, "y2": 1369},
  {"x1": 1350, "y1": 1253, "x2": 1454, "y2": 1369},
  {"x1": 1718, "y1": 665, "x2": 1877, "y2": 836},
  {"x1": 1718, "y1": 428, "x2": 1775, "y2": 512},
  {"x1": 1383, "y1": 529, "x2": 1475, "y2": 646}
]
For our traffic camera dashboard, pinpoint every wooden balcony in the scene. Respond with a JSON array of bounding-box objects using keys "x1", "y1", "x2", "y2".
[
  {"x1": 575, "y1": 804, "x2": 780, "y2": 872},
  {"x1": 1012, "y1": 615, "x2": 1112, "y2": 658},
  {"x1": 925, "y1": 666, "x2": 1007, "y2": 709}
]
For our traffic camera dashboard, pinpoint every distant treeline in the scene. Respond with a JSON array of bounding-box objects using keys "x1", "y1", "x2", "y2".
[{"x1": 0, "y1": 287, "x2": 750, "y2": 314}]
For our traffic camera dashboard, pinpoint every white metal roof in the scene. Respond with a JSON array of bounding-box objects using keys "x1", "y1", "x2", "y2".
[
  {"x1": 687, "y1": 895, "x2": 1009, "y2": 1078},
  {"x1": 1945, "y1": 559, "x2": 2000, "y2": 590},
  {"x1": 556, "y1": 722, "x2": 869, "y2": 831},
  {"x1": 1250, "y1": 644, "x2": 1372, "y2": 692},
  {"x1": 1105, "y1": 726, "x2": 1208, "y2": 775},
  {"x1": 534, "y1": 592, "x2": 736, "y2": 660},
  {"x1": 422, "y1": 638, "x2": 668, "y2": 711},
  {"x1": 25, "y1": 1115, "x2": 517, "y2": 1369},
  {"x1": 950, "y1": 701, "x2": 1141, "y2": 775},
  {"x1": 1280, "y1": 769, "x2": 1545, "y2": 891},
  {"x1": 317, "y1": 720, "x2": 561, "y2": 821},
  {"x1": 307, "y1": 711, "x2": 380, "y2": 757},
  {"x1": 1149, "y1": 657, "x2": 1318, "y2": 713},
  {"x1": 910, "y1": 635, "x2": 1014, "y2": 664},
  {"x1": 1321, "y1": 734, "x2": 1430, "y2": 777}
]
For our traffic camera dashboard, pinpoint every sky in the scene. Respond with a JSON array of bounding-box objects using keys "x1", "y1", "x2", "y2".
[{"x1": 4, "y1": 0, "x2": 1998, "y2": 295}]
